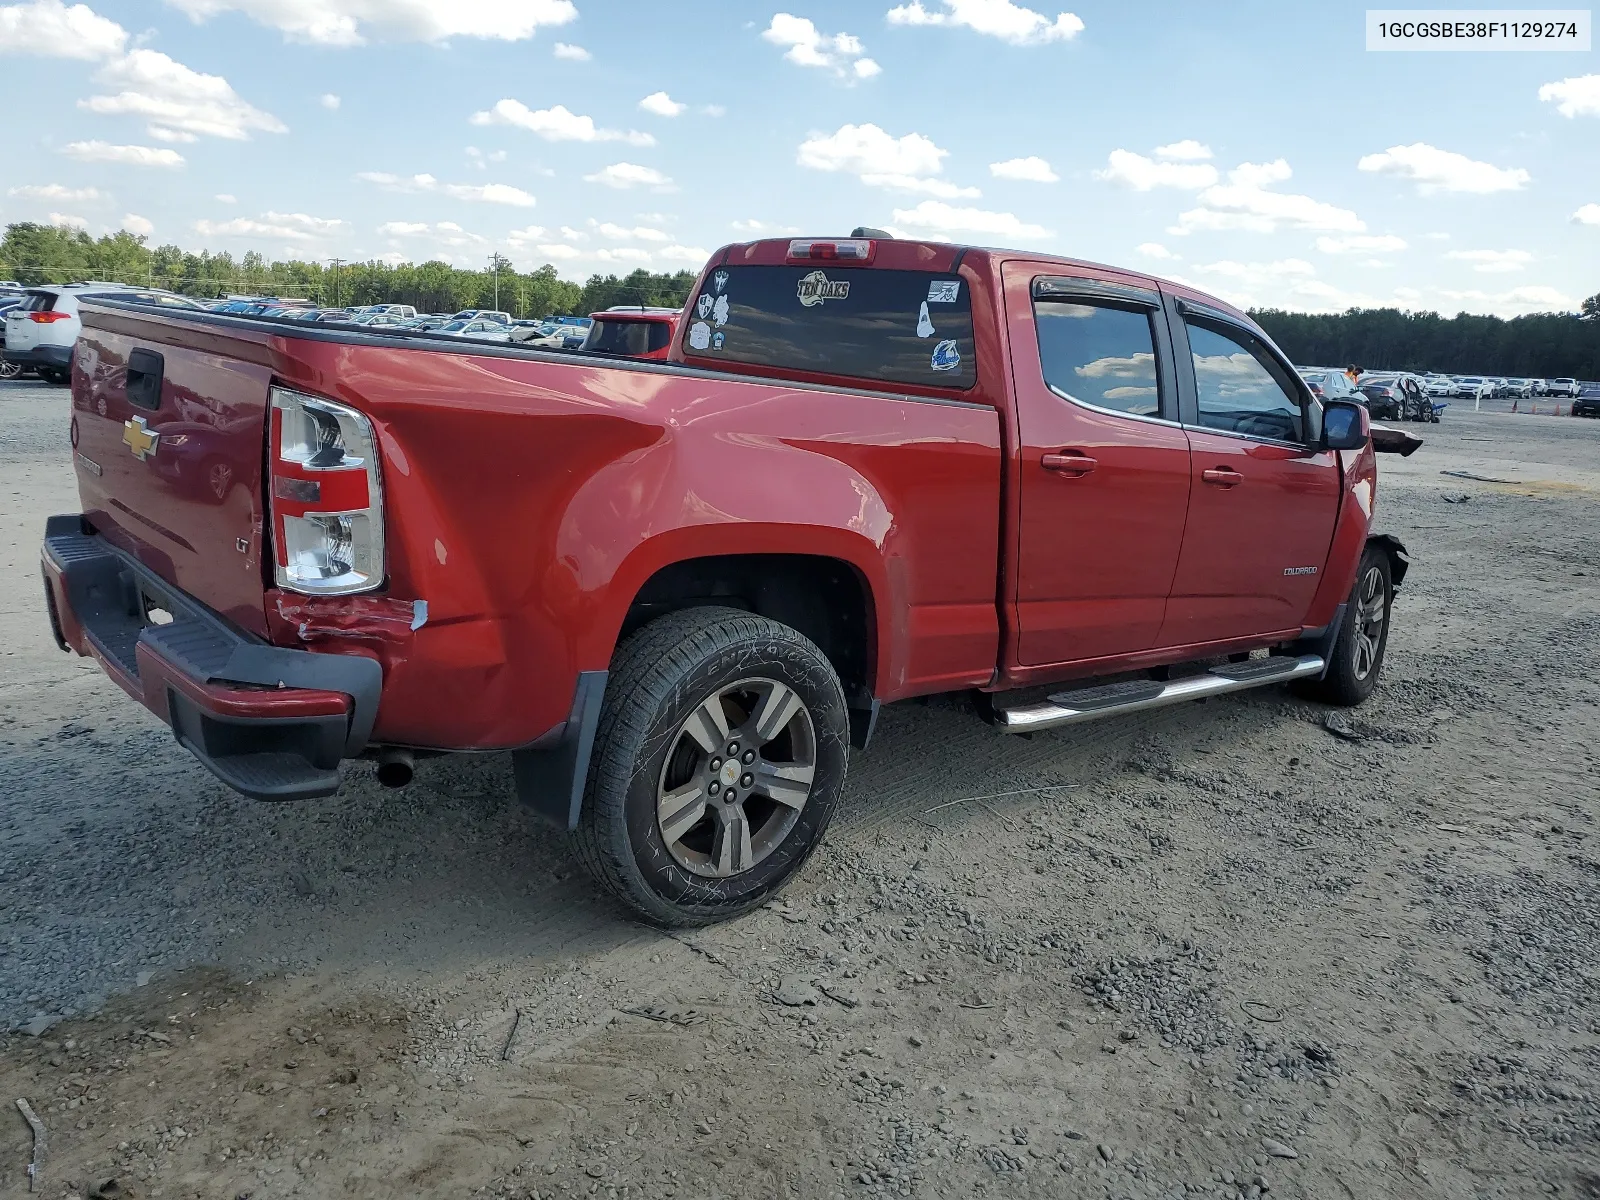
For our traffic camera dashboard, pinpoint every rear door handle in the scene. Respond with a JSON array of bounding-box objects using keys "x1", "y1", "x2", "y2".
[
  {"x1": 1202, "y1": 467, "x2": 1244, "y2": 487},
  {"x1": 1042, "y1": 452, "x2": 1098, "y2": 477}
]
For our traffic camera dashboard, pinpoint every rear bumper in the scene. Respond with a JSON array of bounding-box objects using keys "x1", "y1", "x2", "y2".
[
  {"x1": 3, "y1": 343, "x2": 72, "y2": 368},
  {"x1": 41, "y1": 515, "x2": 382, "y2": 801}
]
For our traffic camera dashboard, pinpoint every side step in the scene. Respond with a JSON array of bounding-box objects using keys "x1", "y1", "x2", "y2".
[{"x1": 997, "y1": 654, "x2": 1324, "y2": 735}]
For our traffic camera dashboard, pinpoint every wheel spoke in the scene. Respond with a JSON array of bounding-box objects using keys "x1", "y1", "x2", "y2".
[
  {"x1": 754, "y1": 761, "x2": 814, "y2": 810},
  {"x1": 714, "y1": 806, "x2": 754, "y2": 876},
  {"x1": 681, "y1": 695, "x2": 731, "y2": 755},
  {"x1": 751, "y1": 681, "x2": 803, "y2": 744},
  {"x1": 658, "y1": 782, "x2": 709, "y2": 845}
]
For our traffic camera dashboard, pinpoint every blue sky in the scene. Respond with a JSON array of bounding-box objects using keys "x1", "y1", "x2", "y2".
[{"x1": 0, "y1": 0, "x2": 1596, "y2": 314}]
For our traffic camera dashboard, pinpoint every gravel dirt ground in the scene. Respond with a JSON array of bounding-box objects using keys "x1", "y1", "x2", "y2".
[{"x1": 2, "y1": 376, "x2": 1597, "y2": 1200}]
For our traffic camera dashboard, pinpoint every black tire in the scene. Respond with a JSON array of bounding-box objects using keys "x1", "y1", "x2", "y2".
[
  {"x1": 1294, "y1": 548, "x2": 1393, "y2": 707},
  {"x1": 572, "y1": 606, "x2": 850, "y2": 927},
  {"x1": 43, "y1": 368, "x2": 69, "y2": 385}
]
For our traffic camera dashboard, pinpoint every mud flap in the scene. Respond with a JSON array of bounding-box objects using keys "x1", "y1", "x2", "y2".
[{"x1": 512, "y1": 671, "x2": 608, "y2": 831}]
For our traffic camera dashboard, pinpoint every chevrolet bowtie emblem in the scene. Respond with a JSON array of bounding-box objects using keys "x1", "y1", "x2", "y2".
[{"x1": 123, "y1": 415, "x2": 160, "y2": 461}]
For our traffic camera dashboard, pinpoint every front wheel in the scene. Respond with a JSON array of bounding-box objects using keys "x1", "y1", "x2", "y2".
[
  {"x1": 1294, "y1": 548, "x2": 1393, "y2": 707},
  {"x1": 572, "y1": 606, "x2": 850, "y2": 927}
]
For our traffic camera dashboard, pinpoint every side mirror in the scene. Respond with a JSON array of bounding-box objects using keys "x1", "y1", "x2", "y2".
[{"x1": 1321, "y1": 399, "x2": 1368, "y2": 451}]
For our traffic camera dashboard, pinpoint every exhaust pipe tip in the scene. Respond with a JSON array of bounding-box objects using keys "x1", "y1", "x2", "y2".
[{"x1": 375, "y1": 749, "x2": 415, "y2": 790}]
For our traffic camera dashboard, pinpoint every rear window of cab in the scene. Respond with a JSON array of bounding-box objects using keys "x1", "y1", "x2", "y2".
[{"x1": 681, "y1": 265, "x2": 977, "y2": 389}]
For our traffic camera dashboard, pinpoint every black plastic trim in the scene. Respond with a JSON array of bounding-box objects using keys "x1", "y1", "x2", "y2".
[
  {"x1": 42, "y1": 518, "x2": 384, "y2": 797},
  {"x1": 1367, "y1": 533, "x2": 1410, "y2": 588},
  {"x1": 512, "y1": 670, "x2": 608, "y2": 831},
  {"x1": 848, "y1": 699, "x2": 881, "y2": 751},
  {"x1": 3, "y1": 344, "x2": 72, "y2": 368}
]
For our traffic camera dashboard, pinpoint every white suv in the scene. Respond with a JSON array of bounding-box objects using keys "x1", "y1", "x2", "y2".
[
  {"x1": 1548, "y1": 378, "x2": 1580, "y2": 398},
  {"x1": 2, "y1": 284, "x2": 201, "y2": 383}
]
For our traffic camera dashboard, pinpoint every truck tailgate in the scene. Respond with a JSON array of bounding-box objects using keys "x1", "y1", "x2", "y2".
[{"x1": 73, "y1": 316, "x2": 272, "y2": 636}]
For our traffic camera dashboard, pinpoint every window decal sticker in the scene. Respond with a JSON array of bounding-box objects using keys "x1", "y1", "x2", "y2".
[
  {"x1": 713, "y1": 294, "x2": 730, "y2": 326},
  {"x1": 688, "y1": 321, "x2": 712, "y2": 350},
  {"x1": 928, "y1": 280, "x2": 961, "y2": 304},
  {"x1": 797, "y1": 270, "x2": 851, "y2": 307},
  {"x1": 917, "y1": 302, "x2": 935, "y2": 339},
  {"x1": 931, "y1": 339, "x2": 961, "y2": 371},
  {"x1": 696, "y1": 294, "x2": 714, "y2": 319},
  {"x1": 712, "y1": 270, "x2": 729, "y2": 294}
]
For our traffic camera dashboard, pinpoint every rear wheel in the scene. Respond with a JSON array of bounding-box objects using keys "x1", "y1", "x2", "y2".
[
  {"x1": 572, "y1": 606, "x2": 850, "y2": 927},
  {"x1": 0, "y1": 360, "x2": 20, "y2": 380},
  {"x1": 1294, "y1": 548, "x2": 1393, "y2": 707}
]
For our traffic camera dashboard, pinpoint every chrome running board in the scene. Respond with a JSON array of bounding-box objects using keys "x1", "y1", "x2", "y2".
[{"x1": 997, "y1": 654, "x2": 1325, "y2": 735}]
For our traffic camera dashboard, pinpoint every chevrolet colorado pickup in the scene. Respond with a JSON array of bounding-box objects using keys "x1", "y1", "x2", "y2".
[{"x1": 41, "y1": 234, "x2": 1415, "y2": 926}]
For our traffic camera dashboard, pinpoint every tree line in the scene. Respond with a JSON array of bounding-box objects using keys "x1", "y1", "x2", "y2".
[
  {"x1": 0, "y1": 222, "x2": 697, "y2": 319},
  {"x1": 1251, "y1": 300, "x2": 1600, "y2": 379}
]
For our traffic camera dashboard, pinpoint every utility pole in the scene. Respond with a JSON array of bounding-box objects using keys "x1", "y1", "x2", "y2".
[
  {"x1": 331, "y1": 258, "x2": 342, "y2": 307},
  {"x1": 489, "y1": 253, "x2": 500, "y2": 311}
]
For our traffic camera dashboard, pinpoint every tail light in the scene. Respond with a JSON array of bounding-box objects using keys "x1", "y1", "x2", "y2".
[
  {"x1": 787, "y1": 238, "x2": 874, "y2": 262},
  {"x1": 268, "y1": 386, "x2": 385, "y2": 595},
  {"x1": 28, "y1": 311, "x2": 73, "y2": 323}
]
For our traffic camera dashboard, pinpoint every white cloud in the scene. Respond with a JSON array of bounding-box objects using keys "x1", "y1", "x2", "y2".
[
  {"x1": 149, "y1": 126, "x2": 197, "y2": 143},
  {"x1": 559, "y1": 225, "x2": 586, "y2": 241},
  {"x1": 82, "y1": 48, "x2": 287, "y2": 141},
  {"x1": 533, "y1": 243, "x2": 583, "y2": 259},
  {"x1": 1096, "y1": 149, "x2": 1217, "y2": 190},
  {"x1": 1574, "y1": 203, "x2": 1600, "y2": 226},
  {"x1": 1135, "y1": 242, "x2": 1177, "y2": 260},
  {"x1": 503, "y1": 224, "x2": 546, "y2": 246},
  {"x1": 1314, "y1": 234, "x2": 1408, "y2": 254},
  {"x1": 320, "y1": 93, "x2": 340, "y2": 109},
  {"x1": 215, "y1": 192, "x2": 237, "y2": 203},
  {"x1": 762, "y1": 13, "x2": 879, "y2": 79},
  {"x1": 8, "y1": 183, "x2": 106, "y2": 202},
  {"x1": 469, "y1": 99, "x2": 653, "y2": 146},
  {"x1": 864, "y1": 174, "x2": 981, "y2": 199},
  {"x1": 595, "y1": 247, "x2": 652, "y2": 264},
  {"x1": 122, "y1": 213, "x2": 154, "y2": 236},
  {"x1": 464, "y1": 146, "x2": 507, "y2": 166},
  {"x1": 1169, "y1": 160, "x2": 1365, "y2": 235},
  {"x1": 1356, "y1": 143, "x2": 1529, "y2": 194},
  {"x1": 162, "y1": 0, "x2": 577, "y2": 46},
  {"x1": 1445, "y1": 248, "x2": 1533, "y2": 273},
  {"x1": 48, "y1": 212, "x2": 89, "y2": 230},
  {"x1": 1154, "y1": 139, "x2": 1211, "y2": 161},
  {"x1": 355, "y1": 170, "x2": 535, "y2": 206},
  {"x1": 658, "y1": 244, "x2": 710, "y2": 264},
  {"x1": 0, "y1": 0, "x2": 127, "y2": 60},
  {"x1": 798, "y1": 122, "x2": 947, "y2": 177},
  {"x1": 731, "y1": 218, "x2": 801, "y2": 235},
  {"x1": 1431, "y1": 284, "x2": 1575, "y2": 314},
  {"x1": 1192, "y1": 258, "x2": 1316, "y2": 284},
  {"x1": 885, "y1": 0, "x2": 1083, "y2": 45},
  {"x1": 379, "y1": 221, "x2": 429, "y2": 235},
  {"x1": 379, "y1": 219, "x2": 488, "y2": 249},
  {"x1": 195, "y1": 211, "x2": 343, "y2": 241},
  {"x1": 890, "y1": 200, "x2": 1050, "y2": 240},
  {"x1": 638, "y1": 91, "x2": 686, "y2": 117},
  {"x1": 1538, "y1": 73, "x2": 1600, "y2": 118},
  {"x1": 582, "y1": 162, "x2": 673, "y2": 190},
  {"x1": 594, "y1": 222, "x2": 670, "y2": 242},
  {"x1": 990, "y1": 156, "x2": 1057, "y2": 183},
  {"x1": 62, "y1": 140, "x2": 184, "y2": 167},
  {"x1": 703, "y1": 104, "x2": 727, "y2": 117},
  {"x1": 553, "y1": 41, "x2": 589, "y2": 60}
]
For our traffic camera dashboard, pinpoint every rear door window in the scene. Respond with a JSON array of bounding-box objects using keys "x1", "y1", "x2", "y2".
[
  {"x1": 1034, "y1": 299, "x2": 1165, "y2": 419},
  {"x1": 684, "y1": 265, "x2": 976, "y2": 389}
]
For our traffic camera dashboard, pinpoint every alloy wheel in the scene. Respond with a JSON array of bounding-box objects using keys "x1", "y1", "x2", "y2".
[
  {"x1": 655, "y1": 677, "x2": 817, "y2": 879},
  {"x1": 1351, "y1": 566, "x2": 1387, "y2": 680}
]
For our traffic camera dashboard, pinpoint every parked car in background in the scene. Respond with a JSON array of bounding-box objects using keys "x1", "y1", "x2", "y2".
[
  {"x1": 1425, "y1": 375, "x2": 1456, "y2": 398},
  {"x1": 1528, "y1": 378, "x2": 1549, "y2": 396},
  {"x1": 1354, "y1": 376, "x2": 1402, "y2": 420},
  {"x1": 0, "y1": 296, "x2": 24, "y2": 378},
  {"x1": 450, "y1": 309, "x2": 512, "y2": 325},
  {"x1": 1452, "y1": 376, "x2": 1494, "y2": 401},
  {"x1": 433, "y1": 318, "x2": 512, "y2": 341},
  {"x1": 546, "y1": 315, "x2": 594, "y2": 348},
  {"x1": 580, "y1": 307, "x2": 682, "y2": 361},
  {"x1": 1296, "y1": 367, "x2": 1362, "y2": 403},
  {"x1": 350, "y1": 304, "x2": 417, "y2": 320},
  {"x1": 3, "y1": 284, "x2": 204, "y2": 383},
  {"x1": 1548, "y1": 378, "x2": 1580, "y2": 399},
  {"x1": 1572, "y1": 383, "x2": 1600, "y2": 418}
]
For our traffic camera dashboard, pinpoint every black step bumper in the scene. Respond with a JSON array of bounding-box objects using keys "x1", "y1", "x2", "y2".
[{"x1": 41, "y1": 516, "x2": 382, "y2": 801}]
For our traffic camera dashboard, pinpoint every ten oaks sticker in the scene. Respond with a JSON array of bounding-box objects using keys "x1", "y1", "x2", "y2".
[{"x1": 797, "y1": 270, "x2": 851, "y2": 307}]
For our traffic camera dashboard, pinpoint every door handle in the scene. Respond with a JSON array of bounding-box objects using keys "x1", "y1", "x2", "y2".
[
  {"x1": 1202, "y1": 467, "x2": 1245, "y2": 487},
  {"x1": 1042, "y1": 452, "x2": 1098, "y2": 476}
]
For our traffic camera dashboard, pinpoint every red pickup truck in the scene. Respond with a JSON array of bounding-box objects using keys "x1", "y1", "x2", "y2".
[{"x1": 41, "y1": 233, "x2": 1415, "y2": 926}]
